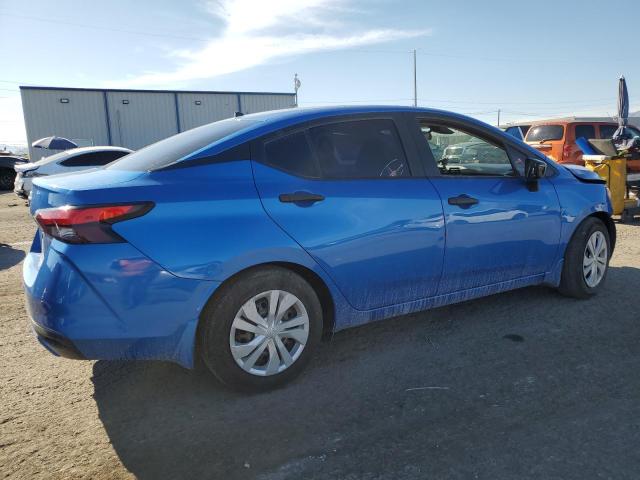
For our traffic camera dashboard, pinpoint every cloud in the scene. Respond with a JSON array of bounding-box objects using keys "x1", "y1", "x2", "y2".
[{"x1": 117, "y1": 0, "x2": 429, "y2": 87}]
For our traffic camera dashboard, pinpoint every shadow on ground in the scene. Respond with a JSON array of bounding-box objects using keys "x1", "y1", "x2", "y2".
[
  {"x1": 93, "y1": 266, "x2": 640, "y2": 480},
  {"x1": 0, "y1": 243, "x2": 25, "y2": 271}
]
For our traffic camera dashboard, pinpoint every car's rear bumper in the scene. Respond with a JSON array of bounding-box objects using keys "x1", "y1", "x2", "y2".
[
  {"x1": 31, "y1": 320, "x2": 86, "y2": 359},
  {"x1": 14, "y1": 177, "x2": 28, "y2": 198},
  {"x1": 23, "y1": 232, "x2": 220, "y2": 368}
]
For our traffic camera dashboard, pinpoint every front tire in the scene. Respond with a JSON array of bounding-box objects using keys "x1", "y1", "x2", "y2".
[
  {"x1": 558, "y1": 217, "x2": 610, "y2": 299},
  {"x1": 198, "y1": 266, "x2": 323, "y2": 392}
]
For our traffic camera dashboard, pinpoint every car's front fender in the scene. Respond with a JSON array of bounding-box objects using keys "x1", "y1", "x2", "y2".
[{"x1": 543, "y1": 172, "x2": 613, "y2": 286}]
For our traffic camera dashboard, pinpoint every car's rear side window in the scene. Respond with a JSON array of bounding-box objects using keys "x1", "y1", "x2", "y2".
[
  {"x1": 574, "y1": 125, "x2": 595, "y2": 140},
  {"x1": 263, "y1": 119, "x2": 410, "y2": 179},
  {"x1": 264, "y1": 131, "x2": 320, "y2": 178},
  {"x1": 526, "y1": 125, "x2": 564, "y2": 142},
  {"x1": 308, "y1": 119, "x2": 410, "y2": 179},
  {"x1": 107, "y1": 117, "x2": 257, "y2": 171},
  {"x1": 60, "y1": 150, "x2": 129, "y2": 167},
  {"x1": 599, "y1": 125, "x2": 617, "y2": 138}
]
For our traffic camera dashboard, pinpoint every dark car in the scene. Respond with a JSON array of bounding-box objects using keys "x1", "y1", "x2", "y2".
[{"x1": 0, "y1": 154, "x2": 28, "y2": 190}]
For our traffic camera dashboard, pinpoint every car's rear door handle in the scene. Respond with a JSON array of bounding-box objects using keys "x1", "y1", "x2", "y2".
[
  {"x1": 279, "y1": 192, "x2": 325, "y2": 204},
  {"x1": 448, "y1": 194, "x2": 479, "y2": 208}
]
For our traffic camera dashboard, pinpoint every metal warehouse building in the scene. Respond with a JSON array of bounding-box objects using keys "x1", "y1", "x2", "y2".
[{"x1": 20, "y1": 86, "x2": 297, "y2": 160}]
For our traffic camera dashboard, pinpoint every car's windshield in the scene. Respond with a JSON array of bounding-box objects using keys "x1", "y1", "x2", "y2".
[
  {"x1": 106, "y1": 117, "x2": 258, "y2": 171},
  {"x1": 526, "y1": 124, "x2": 564, "y2": 142}
]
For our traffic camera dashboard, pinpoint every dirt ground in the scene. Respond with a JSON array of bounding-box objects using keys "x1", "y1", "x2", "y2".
[{"x1": 1, "y1": 189, "x2": 640, "y2": 480}]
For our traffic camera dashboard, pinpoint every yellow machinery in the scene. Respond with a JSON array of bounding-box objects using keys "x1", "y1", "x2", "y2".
[{"x1": 583, "y1": 154, "x2": 640, "y2": 222}]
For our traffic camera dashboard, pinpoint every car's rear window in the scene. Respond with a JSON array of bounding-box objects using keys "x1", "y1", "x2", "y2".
[
  {"x1": 526, "y1": 125, "x2": 564, "y2": 142},
  {"x1": 107, "y1": 117, "x2": 257, "y2": 171}
]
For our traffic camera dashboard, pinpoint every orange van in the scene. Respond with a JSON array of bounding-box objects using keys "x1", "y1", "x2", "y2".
[{"x1": 524, "y1": 119, "x2": 640, "y2": 173}]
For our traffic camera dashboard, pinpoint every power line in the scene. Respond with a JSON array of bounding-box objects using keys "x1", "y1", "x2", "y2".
[
  {"x1": 418, "y1": 97, "x2": 616, "y2": 106},
  {"x1": 299, "y1": 98, "x2": 414, "y2": 104},
  {"x1": 0, "y1": 12, "x2": 213, "y2": 43}
]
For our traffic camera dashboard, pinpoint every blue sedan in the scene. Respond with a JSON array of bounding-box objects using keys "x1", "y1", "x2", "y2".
[{"x1": 24, "y1": 106, "x2": 614, "y2": 391}]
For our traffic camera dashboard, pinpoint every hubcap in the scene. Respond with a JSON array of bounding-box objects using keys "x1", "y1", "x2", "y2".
[
  {"x1": 229, "y1": 290, "x2": 309, "y2": 376},
  {"x1": 583, "y1": 231, "x2": 608, "y2": 288}
]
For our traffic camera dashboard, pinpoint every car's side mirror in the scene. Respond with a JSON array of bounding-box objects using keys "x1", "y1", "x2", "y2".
[{"x1": 524, "y1": 158, "x2": 547, "y2": 191}]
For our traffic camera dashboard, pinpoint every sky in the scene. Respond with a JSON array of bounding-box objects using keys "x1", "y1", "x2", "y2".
[{"x1": 2, "y1": 0, "x2": 640, "y2": 146}]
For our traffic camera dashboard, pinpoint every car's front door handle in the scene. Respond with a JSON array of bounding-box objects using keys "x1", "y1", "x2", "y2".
[
  {"x1": 279, "y1": 192, "x2": 325, "y2": 204},
  {"x1": 448, "y1": 194, "x2": 479, "y2": 208}
]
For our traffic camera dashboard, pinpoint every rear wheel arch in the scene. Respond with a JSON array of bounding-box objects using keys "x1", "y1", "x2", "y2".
[
  {"x1": 270, "y1": 261, "x2": 335, "y2": 339},
  {"x1": 195, "y1": 262, "x2": 335, "y2": 356}
]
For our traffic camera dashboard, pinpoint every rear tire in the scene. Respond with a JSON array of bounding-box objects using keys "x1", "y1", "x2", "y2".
[
  {"x1": 198, "y1": 266, "x2": 323, "y2": 392},
  {"x1": 558, "y1": 217, "x2": 610, "y2": 299},
  {"x1": 0, "y1": 169, "x2": 15, "y2": 190}
]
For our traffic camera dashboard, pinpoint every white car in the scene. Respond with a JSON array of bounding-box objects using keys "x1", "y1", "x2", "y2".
[{"x1": 14, "y1": 146, "x2": 132, "y2": 198}]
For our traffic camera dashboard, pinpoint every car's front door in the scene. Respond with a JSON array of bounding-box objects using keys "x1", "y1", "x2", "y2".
[
  {"x1": 252, "y1": 115, "x2": 445, "y2": 311},
  {"x1": 411, "y1": 116, "x2": 562, "y2": 295}
]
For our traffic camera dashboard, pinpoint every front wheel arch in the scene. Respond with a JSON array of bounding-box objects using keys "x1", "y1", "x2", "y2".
[
  {"x1": 558, "y1": 215, "x2": 611, "y2": 298},
  {"x1": 588, "y1": 212, "x2": 616, "y2": 254}
]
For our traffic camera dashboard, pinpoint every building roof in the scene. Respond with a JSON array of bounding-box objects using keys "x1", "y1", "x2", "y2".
[{"x1": 19, "y1": 85, "x2": 295, "y2": 96}]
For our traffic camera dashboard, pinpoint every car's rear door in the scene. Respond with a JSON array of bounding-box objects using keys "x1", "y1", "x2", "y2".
[
  {"x1": 411, "y1": 114, "x2": 562, "y2": 295},
  {"x1": 251, "y1": 114, "x2": 445, "y2": 311}
]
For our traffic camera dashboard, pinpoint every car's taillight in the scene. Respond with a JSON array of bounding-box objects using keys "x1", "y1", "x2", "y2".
[{"x1": 34, "y1": 203, "x2": 153, "y2": 244}]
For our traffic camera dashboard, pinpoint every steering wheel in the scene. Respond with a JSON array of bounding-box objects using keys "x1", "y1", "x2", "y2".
[{"x1": 379, "y1": 158, "x2": 405, "y2": 177}]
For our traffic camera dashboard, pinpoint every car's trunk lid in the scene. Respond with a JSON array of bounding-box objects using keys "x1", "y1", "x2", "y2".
[{"x1": 30, "y1": 169, "x2": 144, "y2": 212}]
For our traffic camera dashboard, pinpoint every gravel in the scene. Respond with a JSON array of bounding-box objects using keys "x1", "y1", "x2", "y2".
[{"x1": 2, "y1": 190, "x2": 640, "y2": 480}]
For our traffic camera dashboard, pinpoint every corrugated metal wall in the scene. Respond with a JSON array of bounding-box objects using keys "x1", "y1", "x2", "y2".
[
  {"x1": 177, "y1": 93, "x2": 238, "y2": 131},
  {"x1": 21, "y1": 88, "x2": 296, "y2": 159},
  {"x1": 21, "y1": 89, "x2": 110, "y2": 161},
  {"x1": 240, "y1": 94, "x2": 296, "y2": 114},
  {"x1": 106, "y1": 91, "x2": 178, "y2": 150}
]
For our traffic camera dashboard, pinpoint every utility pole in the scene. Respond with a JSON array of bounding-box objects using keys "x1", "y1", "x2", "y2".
[
  {"x1": 497, "y1": 108, "x2": 501, "y2": 126},
  {"x1": 294, "y1": 73, "x2": 301, "y2": 107},
  {"x1": 413, "y1": 49, "x2": 417, "y2": 107}
]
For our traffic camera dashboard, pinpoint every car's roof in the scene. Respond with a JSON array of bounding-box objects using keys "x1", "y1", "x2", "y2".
[
  {"x1": 237, "y1": 105, "x2": 450, "y2": 123},
  {"x1": 528, "y1": 118, "x2": 618, "y2": 127},
  {"x1": 107, "y1": 104, "x2": 549, "y2": 170}
]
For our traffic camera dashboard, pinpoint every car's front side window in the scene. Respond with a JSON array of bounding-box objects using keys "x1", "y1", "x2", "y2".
[{"x1": 418, "y1": 120, "x2": 515, "y2": 177}]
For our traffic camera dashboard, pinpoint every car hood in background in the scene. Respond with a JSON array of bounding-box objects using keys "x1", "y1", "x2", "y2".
[{"x1": 563, "y1": 164, "x2": 606, "y2": 184}]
